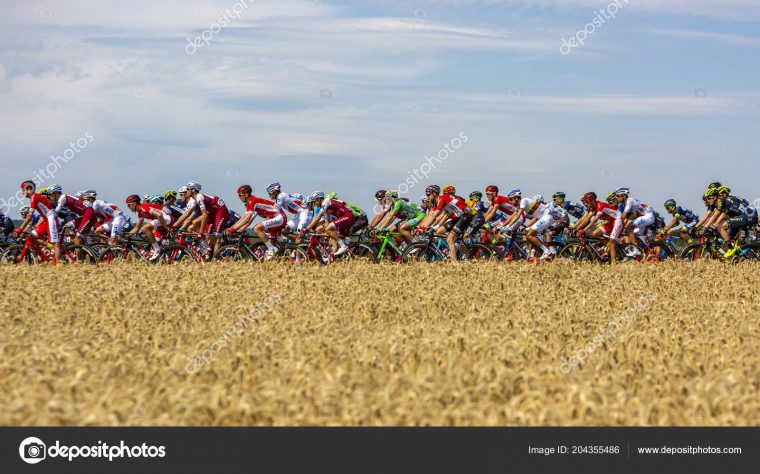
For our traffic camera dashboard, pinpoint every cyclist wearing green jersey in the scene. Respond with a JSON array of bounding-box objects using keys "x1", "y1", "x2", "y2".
[{"x1": 376, "y1": 190, "x2": 426, "y2": 244}]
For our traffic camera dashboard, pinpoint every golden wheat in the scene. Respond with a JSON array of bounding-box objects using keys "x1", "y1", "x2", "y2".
[{"x1": 0, "y1": 261, "x2": 758, "y2": 426}]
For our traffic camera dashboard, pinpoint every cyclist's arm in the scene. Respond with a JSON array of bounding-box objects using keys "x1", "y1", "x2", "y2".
[
  {"x1": 368, "y1": 210, "x2": 386, "y2": 228},
  {"x1": 149, "y1": 209, "x2": 167, "y2": 228},
  {"x1": 483, "y1": 206, "x2": 497, "y2": 222},
  {"x1": 307, "y1": 210, "x2": 325, "y2": 231},
  {"x1": 173, "y1": 207, "x2": 195, "y2": 228},
  {"x1": 16, "y1": 214, "x2": 33, "y2": 233},
  {"x1": 419, "y1": 209, "x2": 441, "y2": 229},
  {"x1": 230, "y1": 211, "x2": 254, "y2": 233},
  {"x1": 377, "y1": 211, "x2": 398, "y2": 229},
  {"x1": 525, "y1": 217, "x2": 537, "y2": 228},
  {"x1": 130, "y1": 218, "x2": 144, "y2": 234}
]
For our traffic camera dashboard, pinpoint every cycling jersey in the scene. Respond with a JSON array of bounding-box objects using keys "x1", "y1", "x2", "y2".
[
  {"x1": 187, "y1": 193, "x2": 226, "y2": 215},
  {"x1": 137, "y1": 203, "x2": 168, "y2": 222},
  {"x1": 561, "y1": 200, "x2": 586, "y2": 219},
  {"x1": 275, "y1": 193, "x2": 306, "y2": 215},
  {"x1": 435, "y1": 194, "x2": 467, "y2": 219},
  {"x1": 54, "y1": 194, "x2": 91, "y2": 216},
  {"x1": 716, "y1": 195, "x2": 751, "y2": 217},
  {"x1": 321, "y1": 198, "x2": 355, "y2": 237},
  {"x1": 671, "y1": 206, "x2": 698, "y2": 224},
  {"x1": 622, "y1": 197, "x2": 652, "y2": 219},
  {"x1": 245, "y1": 196, "x2": 281, "y2": 219},
  {"x1": 489, "y1": 195, "x2": 519, "y2": 215},
  {"x1": 592, "y1": 201, "x2": 621, "y2": 222},
  {"x1": 521, "y1": 198, "x2": 550, "y2": 220},
  {"x1": 164, "y1": 203, "x2": 185, "y2": 220},
  {"x1": 91, "y1": 200, "x2": 124, "y2": 222},
  {"x1": 30, "y1": 193, "x2": 54, "y2": 221},
  {"x1": 391, "y1": 199, "x2": 425, "y2": 221}
]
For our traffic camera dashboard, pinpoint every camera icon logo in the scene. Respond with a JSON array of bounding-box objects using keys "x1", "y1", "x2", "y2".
[{"x1": 19, "y1": 437, "x2": 46, "y2": 464}]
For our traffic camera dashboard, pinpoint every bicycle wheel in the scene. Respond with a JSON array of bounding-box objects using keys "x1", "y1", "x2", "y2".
[
  {"x1": 214, "y1": 244, "x2": 251, "y2": 261},
  {"x1": 680, "y1": 243, "x2": 716, "y2": 261},
  {"x1": 2, "y1": 244, "x2": 36, "y2": 264},
  {"x1": 733, "y1": 242, "x2": 760, "y2": 261},
  {"x1": 349, "y1": 243, "x2": 375, "y2": 261},
  {"x1": 62, "y1": 244, "x2": 99, "y2": 264},
  {"x1": 646, "y1": 240, "x2": 676, "y2": 262},
  {"x1": 461, "y1": 243, "x2": 496, "y2": 261},
  {"x1": 160, "y1": 244, "x2": 194, "y2": 263},
  {"x1": 558, "y1": 243, "x2": 594, "y2": 261},
  {"x1": 400, "y1": 242, "x2": 442, "y2": 263},
  {"x1": 99, "y1": 246, "x2": 139, "y2": 263}
]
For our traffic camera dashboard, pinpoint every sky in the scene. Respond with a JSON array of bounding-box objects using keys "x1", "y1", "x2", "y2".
[{"x1": 1, "y1": 0, "x2": 759, "y2": 216}]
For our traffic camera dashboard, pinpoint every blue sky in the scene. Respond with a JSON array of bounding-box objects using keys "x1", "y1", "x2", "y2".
[{"x1": 1, "y1": 0, "x2": 759, "y2": 215}]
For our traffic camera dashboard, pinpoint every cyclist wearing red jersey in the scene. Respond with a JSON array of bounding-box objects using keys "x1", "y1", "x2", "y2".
[
  {"x1": 416, "y1": 185, "x2": 469, "y2": 259},
  {"x1": 305, "y1": 191, "x2": 354, "y2": 256},
  {"x1": 265, "y1": 182, "x2": 309, "y2": 234},
  {"x1": 85, "y1": 191, "x2": 132, "y2": 245},
  {"x1": 124, "y1": 194, "x2": 171, "y2": 260},
  {"x1": 174, "y1": 181, "x2": 230, "y2": 256},
  {"x1": 15, "y1": 181, "x2": 61, "y2": 261},
  {"x1": 485, "y1": 187, "x2": 524, "y2": 233},
  {"x1": 226, "y1": 185, "x2": 286, "y2": 258},
  {"x1": 45, "y1": 184, "x2": 97, "y2": 253},
  {"x1": 574, "y1": 192, "x2": 623, "y2": 263}
]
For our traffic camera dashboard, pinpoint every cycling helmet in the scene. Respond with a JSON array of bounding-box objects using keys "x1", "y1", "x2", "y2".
[
  {"x1": 485, "y1": 185, "x2": 499, "y2": 194},
  {"x1": 126, "y1": 194, "x2": 141, "y2": 204},
  {"x1": 149, "y1": 195, "x2": 164, "y2": 205},
  {"x1": 266, "y1": 182, "x2": 281, "y2": 194},
  {"x1": 717, "y1": 186, "x2": 731, "y2": 195},
  {"x1": 385, "y1": 190, "x2": 399, "y2": 201},
  {"x1": 533, "y1": 194, "x2": 544, "y2": 203},
  {"x1": 74, "y1": 190, "x2": 85, "y2": 199},
  {"x1": 326, "y1": 192, "x2": 338, "y2": 199},
  {"x1": 614, "y1": 187, "x2": 630, "y2": 196},
  {"x1": 664, "y1": 199, "x2": 677, "y2": 209},
  {"x1": 178, "y1": 186, "x2": 188, "y2": 194},
  {"x1": 606, "y1": 191, "x2": 617, "y2": 204},
  {"x1": 142, "y1": 194, "x2": 151, "y2": 203},
  {"x1": 425, "y1": 185, "x2": 441, "y2": 195},
  {"x1": 469, "y1": 191, "x2": 483, "y2": 200},
  {"x1": 48, "y1": 184, "x2": 63, "y2": 194},
  {"x1": 81, "y1": 190, "x2": 97, "y2": 200},
  {"x1": 164, "y1": 190, "x2": 178, "y2": 200},
  {"x1": 20, "y1": 206, "x2": 31, "y2": 216},
  {"x1": 704, "y1": 188, "x2": 719, "y2": 198},
  {"x1": 581, "y1": 192, "x2": 597, "y2": 202},
  {"x1": 186, "y1": 181, "x2": 202, "y2": 191},
  {"x1": 552, "y1": 192, "x2": 566, "y2": 200},
  {"x1": 707, "y1": 181, "x2": 722, "y2": 190},
  {"x1": 20, "y1": 180, "x2": 36, "y2": 190},
  {"x1": 38, "y1": 187, "x2": 49, "y2": 196},
  {"x1": 400, "y1": 197, "x2": 409, "y2": 202},
  {"x1": 506, "y1": 189, "x2": 521, "y2": 199},
  {"x1": 375, "y1": 190, "x2": 387, "y2": 200},
  {"x1": 420, "y1": 195, "x2": 428, "y2": 205},
  {"x1": 237, "y1": 184, "x2": 252, "y2": 195},
  {"x1": 442, "y1": 185, "x2": 456, "y2": 195},
  {"x1": 305, "y1": 191, "x2": 325, "y2": 205},
  {"x1": 291, "y1": 193, "x2": 304, "y2": 202}
]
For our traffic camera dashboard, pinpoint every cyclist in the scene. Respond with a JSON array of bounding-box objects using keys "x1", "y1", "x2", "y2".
[
  {"x1": 15, "y1": 181, "x2": 60, "y2": 260},
  {"x1": 305, "y1": 191, "x2": 355, "y2": 256},
  {"x1": 48, "y1": 184, "x2": 97, "y2": 256},
  {"x1": 0, "y1": 209, "x2": 13, "y2": 241},
  {"x1": 368, "y1": 190, "x2": 389, "y2": 229},
  {"x1": 174, "y1": 182, "x2": 230, "y2": 257},
  {"x1": 462, "y1": 191, "x2": 488, "y2": 241},
  {"x1": 125, "y1": 194, "x2": 171, "y2": 261},
  {"x1": 521, "y1": 194, "x2": 562, "y2": 261},
  {"x1": 574, "y1": 191, "x2": 623, "y2": 263},
  {"x1": 704, "y1": 186, "x2": 758, "y2": 257},
  {"x1": 615, "y1": 187, "x2": 655, "y2": 256},
  {"x1": 163, "y1": 190, "x2": 186, "y2": 221},
  {"x1": 225, "y1": 185, "x2": 286, "y2": 259},
  {"x1": 484, "y1": 187, "x2": 524, "y2": 233},
  {"x1": 326, "y1": 192, "x2": 368, "y2": 235},
  {"x1": 87, "y1": 192, "x2": 132, "y2": 245},
  {"x1": 662, "y1": 199, "x2": 699, "y2": 241},
  {"x1": 19, "y1": 206, "x2": 40, "y2": 228},
  {"x1": 547, "y1": 192, "x2": 583, "y2": 237},
  {"x1": 416, "y1": 185, "x2": 469, "y2": 260},
  {"x1": 266, "y1": 182, "x2": 309, "y2": 235},
  {"x1": 376, "y1": 190, "x2": 426, "y2": 244}
]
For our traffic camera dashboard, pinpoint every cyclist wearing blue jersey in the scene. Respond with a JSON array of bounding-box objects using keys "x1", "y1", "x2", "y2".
[{"x1": 662, "y1": 199, "x2": 699, "y2": 241}]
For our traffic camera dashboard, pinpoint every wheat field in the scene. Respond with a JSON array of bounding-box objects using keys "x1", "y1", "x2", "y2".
[{"x1": 0, "y1": 261, "x2": 758, "y2": 426}]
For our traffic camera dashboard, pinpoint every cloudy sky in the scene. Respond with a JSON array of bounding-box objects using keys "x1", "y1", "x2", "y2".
[{"x1": 1, "y1": 0, "x2": 759, "y2": 215}]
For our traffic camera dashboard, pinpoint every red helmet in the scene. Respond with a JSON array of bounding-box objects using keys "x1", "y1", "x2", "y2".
[
  {"x1": 485, "y1": 185, "x2": 498, "y2": 194},
  {"x1": 442, "y1": 185, "x2": 456, "y2": 195},
  {"x1": 20, "y1": 180, "x2": 35, "y2": 190},
  {"x1": 125, "y1": 194, "x2": 141, "y2": 204},
  {"x1": 581, "y1": 192, "x2": 597, "y2": 202},
  {"x1": 237, "y1": 185, "x2": 252, "y2": 195}
]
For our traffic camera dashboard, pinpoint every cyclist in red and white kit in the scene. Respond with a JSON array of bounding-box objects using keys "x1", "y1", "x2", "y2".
[
  {"x1": 174, "y1": 181, "x2": 230, "y2": 257},
  {"x1": 83, "y1": 191, "x2": 132, "y2": 245},
  {"x1": 15, "y1": 181, "x2": 61, "y2": 260},
  {"x1": 615, "y1": 187, "x2": 654, "y2": 257},
  {"x1": 305, "y1": 191, "x2": 355, "y2": 256},
  {"x1": 265, "y1": 182, "x2": 310, "y2": 234},
  {"x1": 486, "y1": 188, "x2": 525, "y2": 233},
  {"x1": 226, "y1": 184, "x2": 286, "y2": 259},
  {"x1": 416, "y1": 184, "x2": 469, "y2": 259},
  {"x1": 47, "y1": 184, "x2": 97, "y2": 258},
  {"x1": 574, "y1": 192, "x2": 623, "y2": 263},
  {"x1": 125, "y1": 194, "x2": 172, "y2": 261}
]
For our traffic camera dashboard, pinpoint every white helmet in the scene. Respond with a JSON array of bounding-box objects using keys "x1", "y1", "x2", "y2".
[{"x1": 186, "y1": 181, "x2": 202, "y2": 191}]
